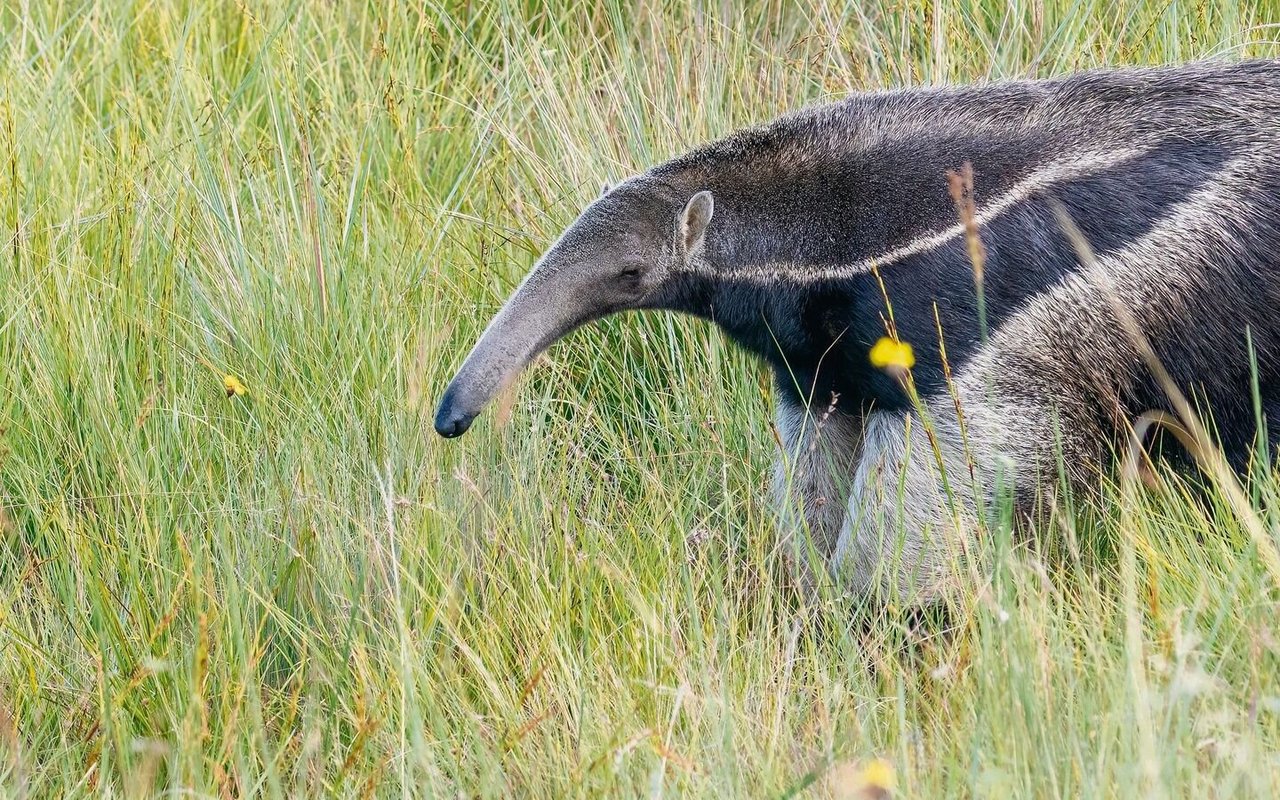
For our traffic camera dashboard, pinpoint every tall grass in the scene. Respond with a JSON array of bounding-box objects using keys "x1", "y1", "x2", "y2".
[{"x1": 2, "y1": 0, "x2": 1279, "y2": 796}]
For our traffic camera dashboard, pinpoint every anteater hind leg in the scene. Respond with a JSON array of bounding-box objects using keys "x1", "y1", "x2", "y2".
[{"x1": 771, "y1": 396, "x2": 863, "y2": 596}]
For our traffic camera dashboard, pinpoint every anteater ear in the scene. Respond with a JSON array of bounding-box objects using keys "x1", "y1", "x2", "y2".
[
  {"x1": 681, "y1": 190, "x2": 714, "y2": 253},
  {"x1": 600, "y1": 181, "x2": 612, "y2": 197}
]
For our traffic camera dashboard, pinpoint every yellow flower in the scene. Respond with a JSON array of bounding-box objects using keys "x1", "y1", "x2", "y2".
[
  {"x1": 826, "y1": 757, "x2": 897, "y2": 800},
  {"x1": 869, "y1": 337, "x2": 915, "y2": 371},
  {"x1": 859, "y1": 758, "x2": 896, "y2": 794},
  {"x1": 223, "y1": 374, "x2": 248, "y2": 398}
]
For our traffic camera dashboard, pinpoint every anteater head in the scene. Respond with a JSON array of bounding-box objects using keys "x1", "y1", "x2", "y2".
[{"x1": 434, "y1": 178, "x2": 714, "y2": 438}]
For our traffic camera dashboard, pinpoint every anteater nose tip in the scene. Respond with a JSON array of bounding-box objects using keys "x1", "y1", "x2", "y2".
[
  {"x1": 434, "y1": 419, "x2": 461, "y2": 438},
  {"x1": 434, "y1": 406, "x2": 475, "y2": 438}
]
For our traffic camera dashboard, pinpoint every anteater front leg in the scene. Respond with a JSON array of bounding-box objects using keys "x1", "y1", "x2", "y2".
[
  {"x1": 831, "y1": 407, "x2": 982, "y2": 603},
  {"x1": 771, "y1": 395, "x2": 864, "y2": 595}
]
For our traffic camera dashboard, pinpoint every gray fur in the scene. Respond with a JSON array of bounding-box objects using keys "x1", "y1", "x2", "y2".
[{"x1": 437, "y1": 59, "x2": 1280, "y2": 602}]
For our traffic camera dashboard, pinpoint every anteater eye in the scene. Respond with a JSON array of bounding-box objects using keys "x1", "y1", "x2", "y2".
[{"x1": 619, "y1": 265, "x2": 642, "y2": 279}]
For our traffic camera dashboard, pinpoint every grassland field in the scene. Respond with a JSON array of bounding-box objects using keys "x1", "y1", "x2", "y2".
[{"x1": 4, "y1": 1, "x2": 1280, "y2": 797}]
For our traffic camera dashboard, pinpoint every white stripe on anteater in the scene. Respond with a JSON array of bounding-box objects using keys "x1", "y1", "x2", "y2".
[{"x1": 676, "y1": 146, "x2": 1150, "y2": 284}]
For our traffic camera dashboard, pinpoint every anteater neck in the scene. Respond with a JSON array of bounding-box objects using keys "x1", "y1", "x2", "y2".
[{"x1": 659, "y1": 267, "x2": 906, "y2": 415}]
